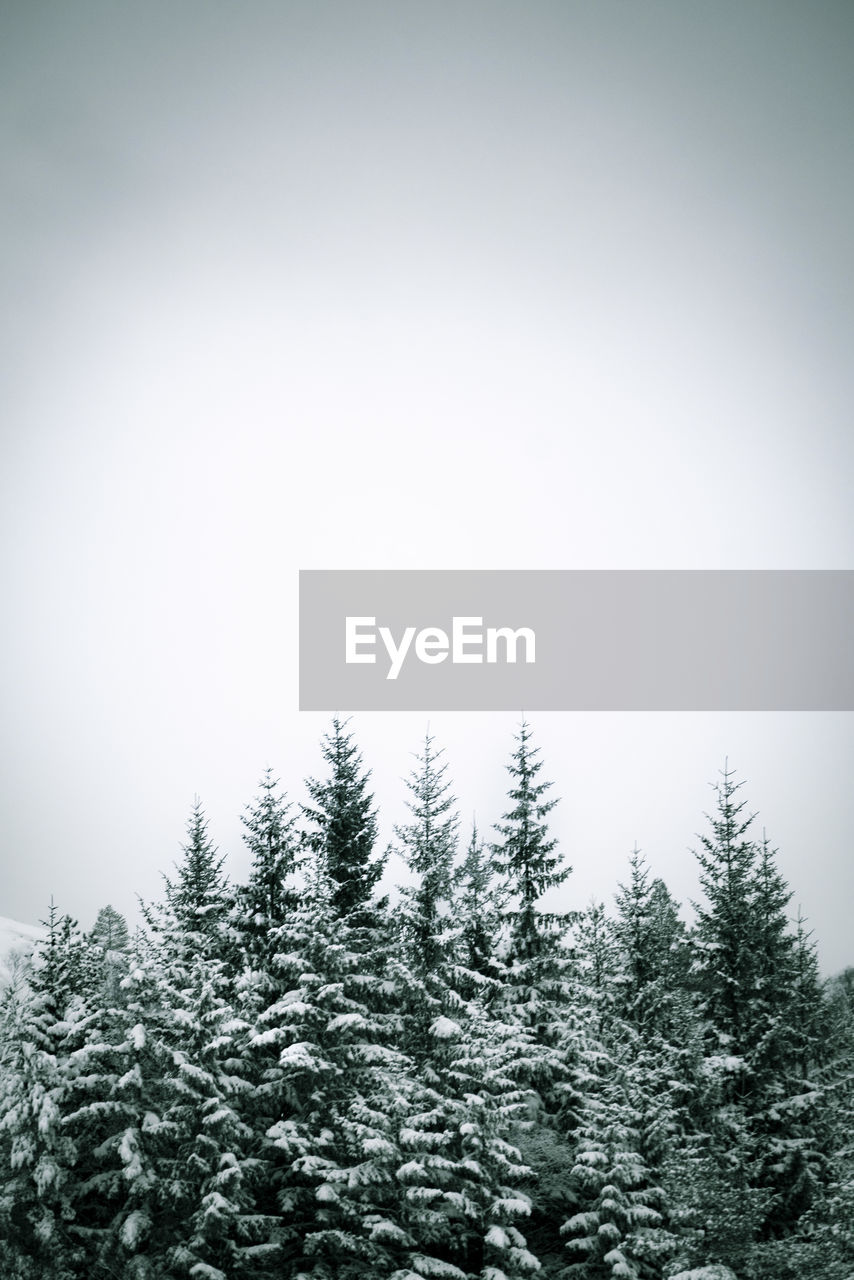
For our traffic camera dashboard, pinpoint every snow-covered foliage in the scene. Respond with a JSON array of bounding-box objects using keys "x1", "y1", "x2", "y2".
[{"x1": 0, "y1": 733, "x2": 851, "y2": 1280}]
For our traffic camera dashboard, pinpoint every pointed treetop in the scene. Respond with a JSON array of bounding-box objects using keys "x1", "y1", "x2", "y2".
[
  {"x1": 302, "y1": 716, "x2": 383, "y2": 918},
  {"x1": 241, "y1": 767, "x2": 298, "y2": 928},
  {"x1": 493, "y1": 721, "x2": 570, "y2": 960},
  {"x1": 163, "y1": 798, "x2": 229, "y2": 940}
]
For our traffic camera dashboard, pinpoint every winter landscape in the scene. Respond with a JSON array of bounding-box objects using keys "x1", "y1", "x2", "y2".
[
  {"x1": 1, "y1": 719, "x2": 851, "y2": 1279},
  {"x1": 3, "y1": 4, "x2": 853, "y2": 1278}
]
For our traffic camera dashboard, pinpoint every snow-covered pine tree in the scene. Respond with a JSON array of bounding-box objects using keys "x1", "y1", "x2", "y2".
[
  {"x1": 492, "y1": 721, "x2": 570, "y2": 972},
  {"x1": 0, "y1": 907, "x2": 89, "y2": 1277},
  {"x1": 389, "y1": 734, "x2": 541, "y2": 1280},
  {"x1": 219, "y1": 767, "x2": 307, "y2": 1262},
  {"x1": 561, "y1": 1060, "x2": 674, "y2": 1280},
  {"x1": 88, "y1": 904, "x2": 131, "y2": 1006},
  {"x1": 686, "y1": 766, "x2": 831, "y2": 1262},
  {"x1": 160, "y1": 800, "x2": 232, "y2": 962},
  {"x1": 746, "y1": 838, "x2": 827, "y2": 1237},
  {"x1": 612, "y1": 849, "x2": 691, "y2": 1035},
  {"x1": 561, "y1": 901, "x2": 677, "y2": 1280},
  {"x1": 148, "y1": 950, "x2": 265, "y2": 1278},
  {"x1": 57, "y1": 946, "x2": 173, "y2": 1278},
  {"x1": 253, "y1": 854, "x2": 409, "y2": 1278},
  {"x1": 235, "y1": 767, "x2": 300, "y2": 966},
  {"x1": 90, "y1": 905, "x2": 130, "y2": 954},
  {"x1": 691, "y1": 764, "x2": 762, "y2": 1072},
  {"x1": 765, "y1": 959, "x2": 854, "y2": 1279},
  {"x1": 489, "y1": 721, "x2": 574, "y2": 1057},
  {"x1": 487, "y1": 723, "x2": 577, "y2": 1271},
  {"x1": 611, "y1": 851, "x2": 701, "y2": 1173},
  {"x1": 302, "y1": 716, "x2": 384, "y2": 921},
  {"x1": 393, "y1": 731, "x2": 459, "y2": 985},
  {"x1": 452, "y1": 820, "x2": 505, "y2": 998},
  {"x1": 121, "y1": 803, "x2": 272, "y2": 1277}
]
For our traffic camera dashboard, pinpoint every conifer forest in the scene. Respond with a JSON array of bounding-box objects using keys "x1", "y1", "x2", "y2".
[{"x1": 1, "y1": 720, "x2": 852, "y2": 1280}]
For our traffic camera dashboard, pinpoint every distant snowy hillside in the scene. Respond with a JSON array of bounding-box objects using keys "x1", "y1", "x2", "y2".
[{"x1": 0, "y1": 915, "x2": 45, "y2": 986}]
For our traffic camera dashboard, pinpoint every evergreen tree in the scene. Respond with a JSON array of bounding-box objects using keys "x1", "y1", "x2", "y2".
[
  {"x1": 612, "y1": 852, "x2": 700, "y2": 1168},
  {"x1": 561, "y1": 902, "x2": 677, "y2": 1280},
  {"x1": 453, "y1": 819, "x2": 505, "y2": 994},
  {"x1": 492, "y1": 721, "x2": 570, "y2": 967},
  {"x1": 488, "y1": 721, "x2": 574, "y2": 1063},
  {"x1": 148, "y1": 949, "x2": 264, "y2": 1278},
  {"x1": 388, "y1": 733, "x2": 541, "y2": 1279},
  {"x1": 690, "y1": 766, "x2": 829, "y2": 1253},
  {"x1": 33, "y1": 901, "x2": 101, "y2": 1016},
  {"x1": 241, "y1": 768, "x2": 298, "y2": 924},
  {"x1": 161, "y1": 800, "x2": 230, "y2": 955},
  {"x1": 393, "y1": 731, "x2": 459, "y2": 980},
  {"x1": 89, "y1": 905, "x2": 130, "y2": 954},
  {"x1": 254, "y1": 858, "x2": 408, "y2": 1277},
  {"x1": 488, "y1": 723, "x2": 576, "y2": 1272},
  {"x1": 0, "y1": 909, "x2": 88, "y2": 1277},
  {"x1": 237, "y1": 768, "x2": 300, "y2": 963},
  {"x1": 692, "y1": 763, "x2": 762, "y2": 1065},
  {"x1": 58, "y1": 950, "x2": 174, "y2": 1278},
  {"x1": 303, "y1": 717, "x2": 383, "y2": 920},
  {"x1": 611, "y1": 849, "x2": 693, "y2": 1038},
  {"x1": 89, "y1": 905, "x2": 131, "y2": 1005}
]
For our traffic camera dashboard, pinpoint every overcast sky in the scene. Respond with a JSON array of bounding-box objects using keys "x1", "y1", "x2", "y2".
[{"x1": 2, "y1": 2, "x2": 852, "y2": 973}]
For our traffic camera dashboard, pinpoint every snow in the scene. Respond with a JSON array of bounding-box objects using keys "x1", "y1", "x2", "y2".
[
  {"x1": 429, "y1": 1015, "x2": 462, "y2": 1039},
  {"x1": 670, "y1": 1268, "x2": 738, "y2": 1280},
  {"x1": 0, "y1": 915, "x2": 46, "y2": 986},
  {"x1": 703, "y1": 1055, "x2": 746, "y2": 1075},
  {"x1": 409, "y1": 1254, "x2": 467, "y2": 1279},
  {"x1": 188, "y1": 1264, "x2": 227, "y2": 1280},
  {"x1": 326, "y1": 1011, "x2": 369, "y2": 1032},
  {"x1": 120, "y1": 1209, "x2": 149, "y2": 1247},
  {"x1": 368, "y1": 1217, "x2": 410, "y2": 1243},
  {"x1": 485, "y1": 1225, "x2": 510, "y2": 1248}
]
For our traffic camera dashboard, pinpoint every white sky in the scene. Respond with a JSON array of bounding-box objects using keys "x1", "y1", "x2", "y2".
[{"x1": 2, "y1": 2, "x2": 853, "y2": 973}]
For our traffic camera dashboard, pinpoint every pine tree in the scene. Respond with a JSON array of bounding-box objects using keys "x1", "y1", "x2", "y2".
[
  {"x1": 393, "y1": 731, "x2": 459, "y2": 980},
  {"x1": 487, "y1": 721, "x2": 574, "y2": 1067},
  {"x1": 492, "y1": 721, "x2": 570, "y2": 967},
  {"x1": 57, "y1": 950, "x2": 173, "y2": 1278},
  {"x1": 612, "y1": 848, "x2": 653, "y2": 1017},
  {"x1": 254, "y1": 857, "x2": 408, "y2": 1277},
  {"x1": 453, "y1": 819, "x2": 505, "y2": 995},
  {"x1": 303, "y1": 717, "x2": 383, "y2": 920},
  {"x1": 33, "y1": 901, "x2": 101, "y2": 1017},
  {"x1": 89, "y1": 904, "x2": 131, "y2": 1005},
  {"x1": 241, "y1": 768, "x2": 298, "y2": 924},
  {"x1": 386, "y1": 733, "x2": 541, "y2": 1280},
  {"x1": 236, "y1": 768, "x2": 300, "y2": 964},
  {"x1": 148, "y1": 949, "x2": 264, "y2": 1279},
  {"x1": 161, "y1": 800, "x2": 230, "y2": 955},
  {"x1": 115, "y1": 805, "x2": 271, "y2": 1275},
  {"x1": 612, "y1": 852, "x2": 700, "y2": 1165},
  {"x1": 487, "y1": 723, "x2": 576, "y2": 1272},
  {"x1": 561, "y1": 902, "x2": 677, "y2": 1280},
  {"x1": 0, "y1": 909, "x2": 87, "y2": 1277},
  {"x1": 689, "y1": 766, "x2": 830, "y2": 1255},
  {"x1": 90, "y1": 905, "x2": 130, "y2": 955},
  {"x1": 692, "y1": 763, "x2": 761, "y2": 1065}
]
